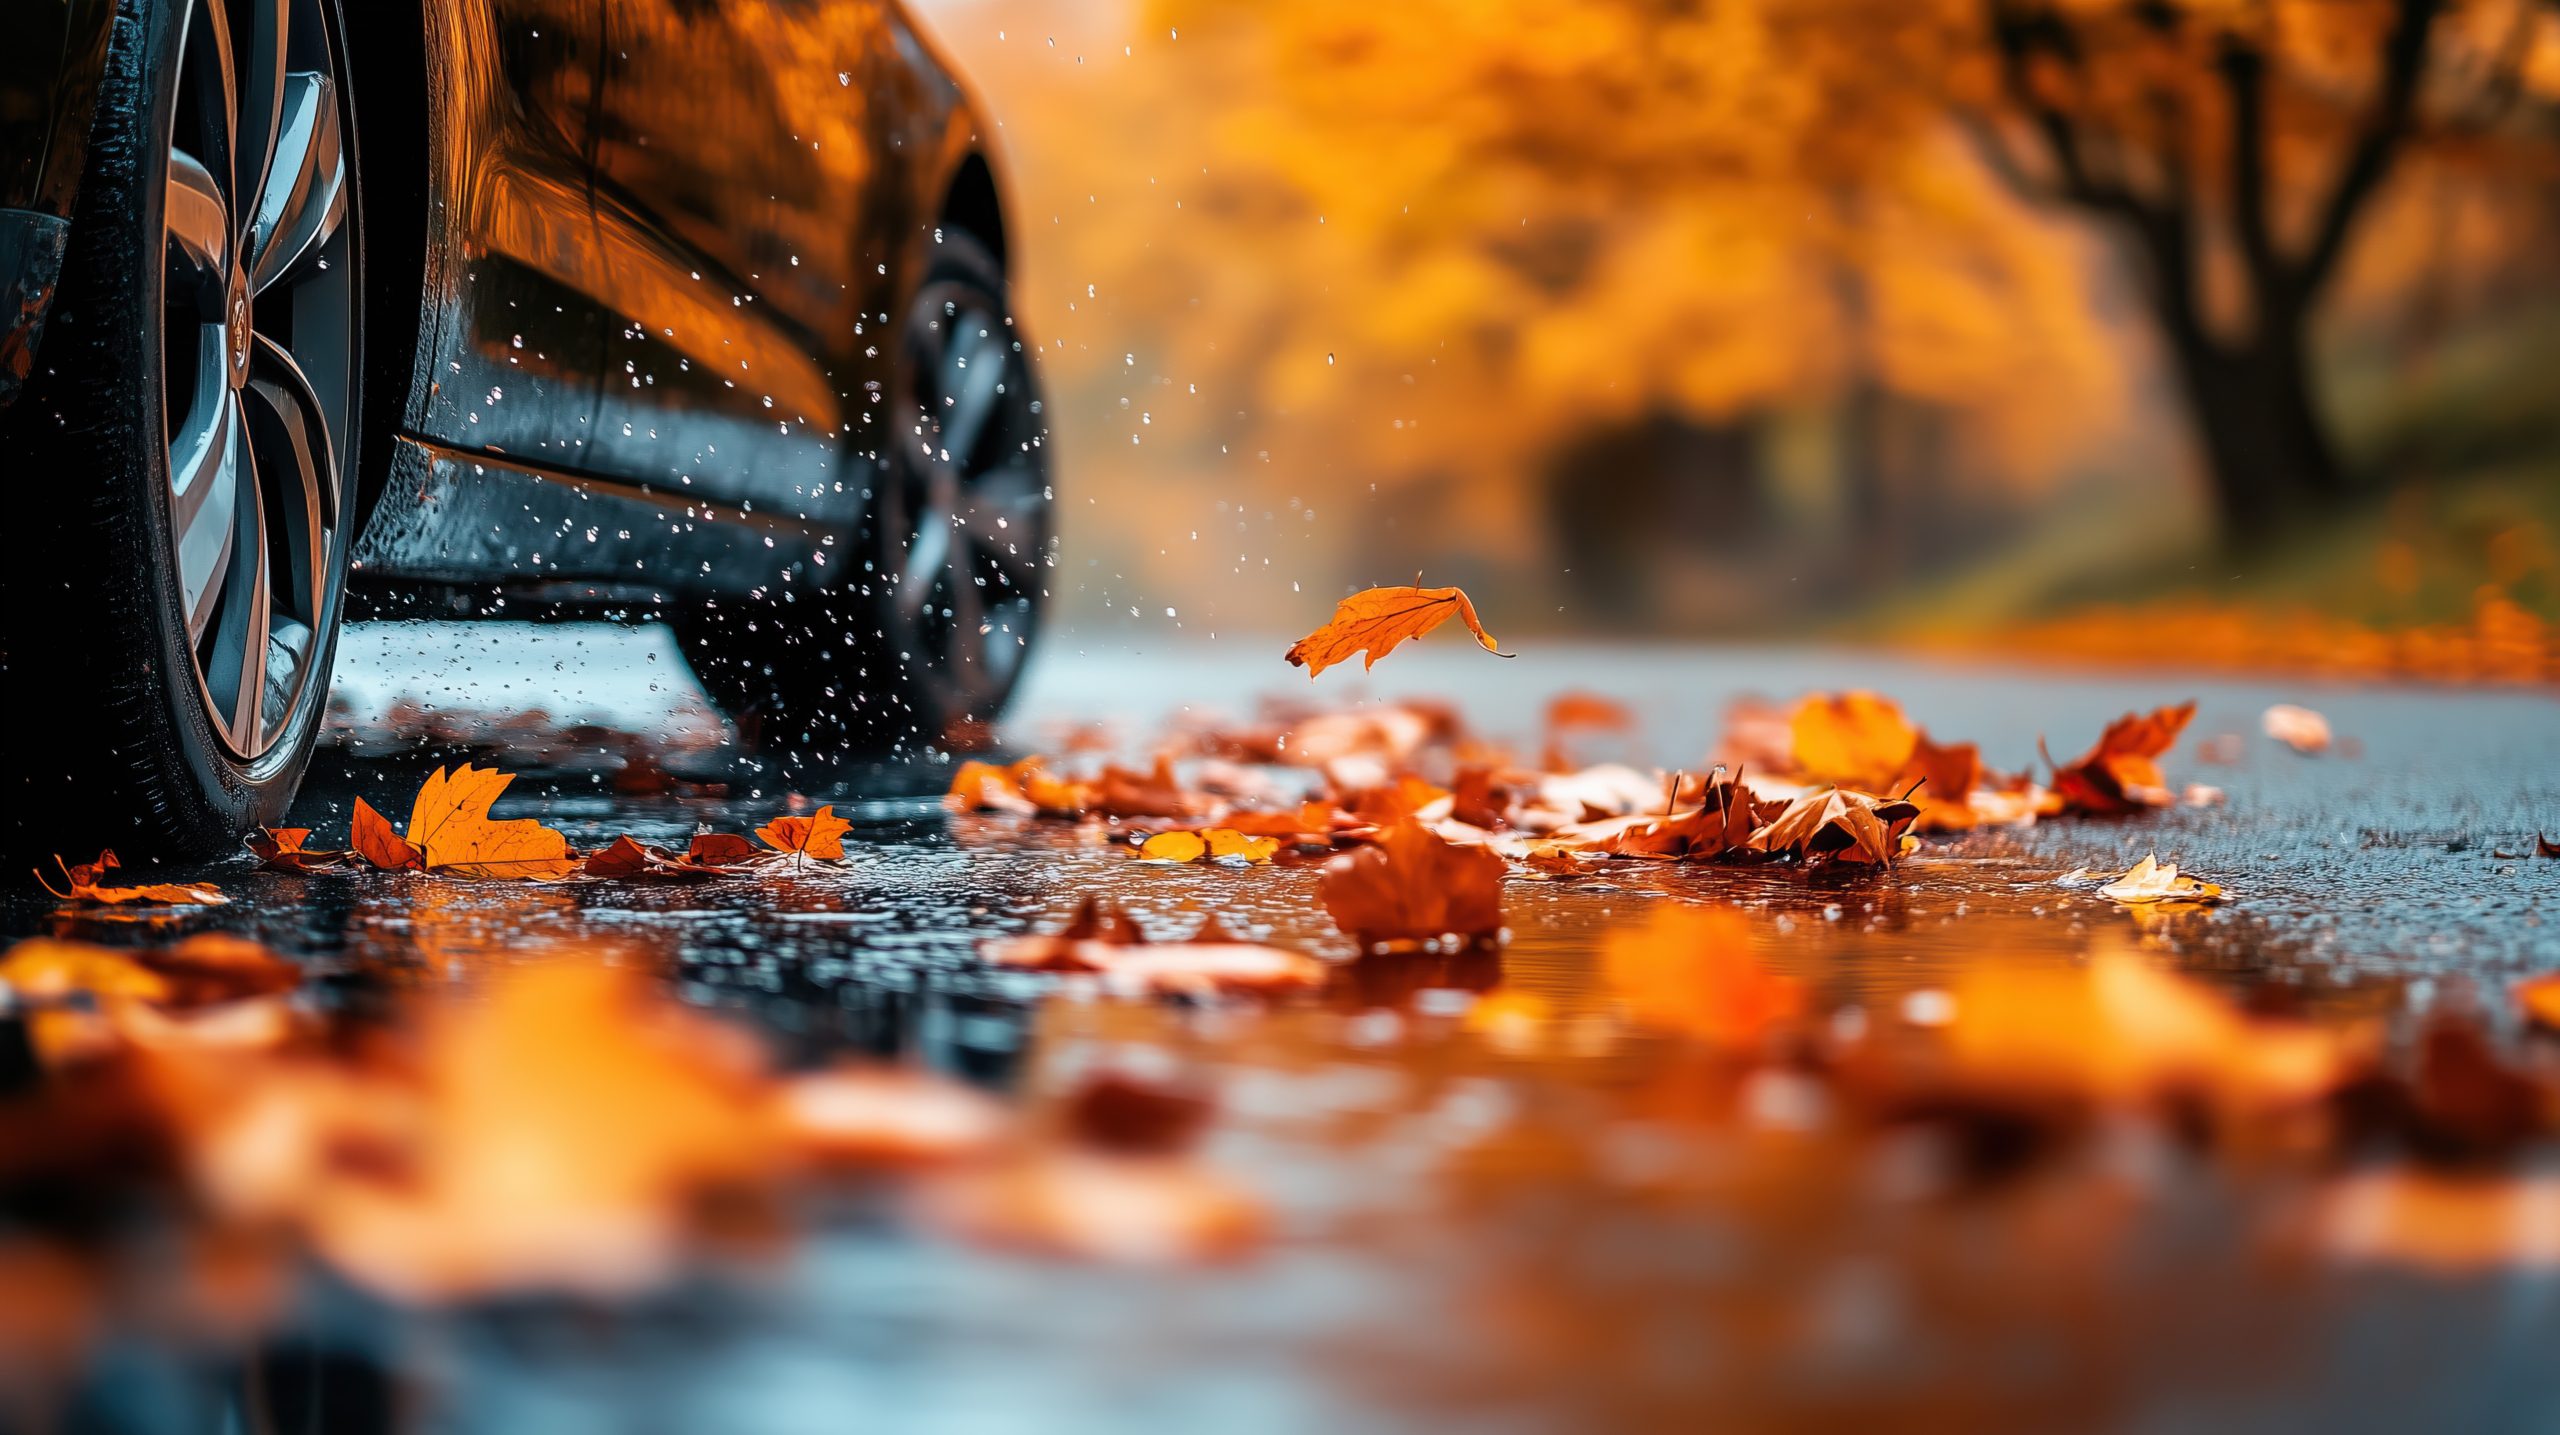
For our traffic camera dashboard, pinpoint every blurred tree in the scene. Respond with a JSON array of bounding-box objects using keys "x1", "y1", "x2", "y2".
[{"x1": 1956, "y1": 0, "x2": 2558, "y2": 539}]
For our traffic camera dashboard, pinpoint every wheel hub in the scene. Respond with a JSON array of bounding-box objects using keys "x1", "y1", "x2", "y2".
[{"x1": 225, "y1": 268, "x2": 251, "y2": 388}]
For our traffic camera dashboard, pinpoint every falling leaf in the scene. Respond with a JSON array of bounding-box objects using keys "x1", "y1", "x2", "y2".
[
  {"x1": 1283, "y1": 584, "x2": 1508, "y2": 678},
  {"x1": 1790, "y1": 691, "x2": 1917, "y2": 791},
  {"x1": 1746, "y1": 788, "x2": 1920, "y2": 867},
  {"x1": 37, "y1": 851, "x2": 227, "y2": 908},
  {"x1": 756, "y1": 806, "x2": 851, "y2": 862},
  {"x1": 2263, "y1": 703, "x2": 2334, "y2": 754},
  {"x1": 1318, "y1": 820, "x2": 1506, "y2": 948},
  {"x1": 404, "y1": 766, "x2": 578, "y2": 881},
  {"x1": 245, "y1": 829, "x2": 357, "y2": 874},
  {"x1": 350, "y1": 798, "x2": 423, "y2": 872},
  {"x1": 2096, "y1": 854, "x2": 2226, "y2": 904},
  {"x1": 1136, "y1": 828, "x2": 1281, "y2": 864},
  {"x1": 1602, "y1": 906, "x2": 1802, "y2": 1050},
  {"x1": 2046, "y1": 701, "x2": 2196, "y2": 814}
]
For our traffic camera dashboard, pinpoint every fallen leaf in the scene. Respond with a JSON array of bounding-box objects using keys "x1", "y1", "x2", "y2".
[
  {"x1": 1602, "y1": 906, "x2": 1802, "y2": 1050},
  {"x1": 927, "y1": 1150, "x2": 1264, "y2": 1264},
  {"x1": 1790, "y1": 691, "x2": 1917, "y2": 791},
  {"x1": 983, "y1": 909, "x2": 1320, "y2": 995},
  {"x1": 688, "y1": 832, "x2": 762, "y2": 865},
  {"x1": 404, "y1": 766, "x2": 578, "y2": 880},
  {"x1": 756, "y1": 806, "x2": 851, "y2": 862},
  {"x1": 245, "y1": 829, "x2": 357, "y2": 874},
  {"x1": 773, "y1": 1067, "x2": 1009, "y2": 1167},
  {"x1": 1283, "y1": 584, "x2": 1508, "y2": 678},
  {"x1": 1136, "y1": 828, "x2": 1280, "y2": 864},
  {"x1": 2492, "y1": 834, "x2": 2560, "y2": 860},
  {"x1": 1318, "y1": 820, "x2": 1506, "y2": 948},
  {"x1": 37, "y1": 851, "x2": 227, "y2": 908},
  {"x1": 1746, "y1": 788, "x2": 1920, "y2": 867},
  {"x1": 2096, "y1": 854, "x2": 2226, "y2": 904},
  {"x1": 945, "y1": 759, "x2": 1038, "y2": 815},
  {"x1": 582, "y1": 836, "x2": 735, "y2": 882},
  {"x1": 2046, "y1": 701, "x2": 2196, "y2": 814},
  {"x1": 1897, "y1": 732, "x2": 1985, "y2": 832},
  {"x1": 2263, "y1": 703, "x2": 2334, "y2": 754},
  {"x1": 350, "y1": 798, "x2": 423, "y2": 872}
]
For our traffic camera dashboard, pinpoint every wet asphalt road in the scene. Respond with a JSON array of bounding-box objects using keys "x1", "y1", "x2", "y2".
[{"x1": 8, "y1": 627, "x2": 2560, "y2": 1433}]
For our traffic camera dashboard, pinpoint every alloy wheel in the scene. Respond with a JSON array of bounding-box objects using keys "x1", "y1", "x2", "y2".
[
  {"x1": 883, "y1": 273, "x2": 1051, "y2": 714},
  {"x1": 163, "y1": 0, "x2": 355, "y2": 763}
]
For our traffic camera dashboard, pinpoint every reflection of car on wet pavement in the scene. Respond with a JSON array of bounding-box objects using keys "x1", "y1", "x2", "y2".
[{"x1": 1, "y1": 0, "x2": 1053, "y2": 858}]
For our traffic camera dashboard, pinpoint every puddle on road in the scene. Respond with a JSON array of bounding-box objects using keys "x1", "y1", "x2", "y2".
[{"x1": 7, "y1": 633, "x2": 2556, "y2": 1431}]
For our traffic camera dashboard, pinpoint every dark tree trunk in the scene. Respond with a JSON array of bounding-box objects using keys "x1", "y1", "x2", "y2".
[{"x1": 2155, "y1": 313, "x2": 2347, "y2": 541}]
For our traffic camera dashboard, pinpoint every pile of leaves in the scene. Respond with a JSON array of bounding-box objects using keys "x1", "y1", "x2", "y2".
[{"x1": 951, "y1": 590, "x2": 2211, "y2": 919}]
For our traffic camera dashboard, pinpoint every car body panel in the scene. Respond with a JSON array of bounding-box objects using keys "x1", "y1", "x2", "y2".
[
  {"x1": 0, "y1": 0, "x2": 115, "y2": 407},
  {"x1": 10, "y1": 0, "x2": 1012, "y2": 603}
]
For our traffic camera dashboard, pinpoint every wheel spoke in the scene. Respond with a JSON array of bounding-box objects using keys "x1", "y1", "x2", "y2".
[
  {"x1": 235, "y1": 0, "x2": 290, "y2": 229},
  {"x1": 181, "y1": 0, "x2": 239, "y2": 212},
  {"x1": 165, "y1": 149, "x2": 231, "y2": 310},
  {"x1": 248, "y1": 71, "x2": 343, "y2": 293},
  {"x1": 938, "y1": 331, "x2": 1006, "y2": 469},
  {"x1": 172, "y1": 380, "x2": 242, "y2": 642},
  {"x1": 900, "y1": 516, "x2": 951, "y2": 616},
  {"x1": 246, "y1": 334, "x2": 334, "y2": 623},
  {"x1": 201, "y1": 419, "x2": 272, "y2": 753}
]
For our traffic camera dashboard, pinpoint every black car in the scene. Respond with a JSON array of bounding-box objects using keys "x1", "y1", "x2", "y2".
[{"x1": 1, "y1": 0, "x2": 1052, "y2": 855}]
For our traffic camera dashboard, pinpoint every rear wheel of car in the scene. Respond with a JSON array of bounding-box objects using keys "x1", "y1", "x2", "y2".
[
  {"x1": 678, "y1": 227, "x2": 1053, "y2": 758},
  {"x1": 1, "y1": 0, "x2": 360, "y2": 859}
]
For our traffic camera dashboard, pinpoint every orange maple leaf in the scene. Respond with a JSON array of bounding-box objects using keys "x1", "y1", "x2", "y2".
[
  {"x1": 1317, "y1": 820, "x2": 1506, "y2": 948},
  {"x1": 1284, "y1": 585, "x2": 1509, "y2": 678},
  {"x1": 37, "y1": 850, "x2": 227, "y2": 907},
  {"x1": 351, "y1": 797, "x2": 424, "y2": 871},
  {"x1": 757, "y1": 806, "x2": 850, "y2": 861},
  {"x1": 404, "y1": 766, "x2": 579, "y2": 880},
  {"x1": 1746, "y1": 787, "x2": 1921, "y2": 867}
]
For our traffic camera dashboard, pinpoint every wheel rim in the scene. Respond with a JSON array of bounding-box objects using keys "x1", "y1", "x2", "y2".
[
  {"x1": 884, "y1": 274, "x2": 1052, "y2": 715},
  {"x1": 162, "y1": 0, "x2": 354, "y2": 763}
]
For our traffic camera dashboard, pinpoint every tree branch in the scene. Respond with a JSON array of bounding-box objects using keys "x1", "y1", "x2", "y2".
[{"x1": 2296, "y1": 0, "x2": 2444, "y2": 296}]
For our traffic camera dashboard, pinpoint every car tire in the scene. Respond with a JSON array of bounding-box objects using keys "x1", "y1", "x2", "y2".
[
  {"x1": 677, "y1": 227, "x2": 1053, "y2": 759},
  {"x1": 0, "y1": 0, "x2": 362, "y2": 860}
]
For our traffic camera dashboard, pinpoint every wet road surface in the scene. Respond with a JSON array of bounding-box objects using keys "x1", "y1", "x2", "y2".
[{"x1": 8, "y1": 628, "x2": 2559, "y2": 1433}]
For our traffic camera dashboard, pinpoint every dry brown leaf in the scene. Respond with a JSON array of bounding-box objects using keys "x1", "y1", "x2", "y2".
[
  {"x1": 756, "y1": 806, "x2": 851, "y2": 861},
  {"x1": 245, "y1": 828, "x2": 358, "y2": 874},
  {"x1": 37, "y1": 851, "x2": 227, "y2": 908},
  {"x1": 350, "y1": 798, "x2": 423, "y2": 872},
  {"x1": 1746, "y1": 788, "x2": 1920, "y2": 867},
  {"x1": 582, "y1": 835, "x2": 759, "y2": 882},
  {"x1": 1283, "y1": 584, "x2": 1508, "y2": 677},
  {"x1": 1318, "y1": 820, "x2": 1507, "y2": 948},
  {"x1": 2047, "y1": 701, "x2": 2195, "y2": 815},
  {"x1": 404, "y1": 766, "x2": 578, "y2": 880}
]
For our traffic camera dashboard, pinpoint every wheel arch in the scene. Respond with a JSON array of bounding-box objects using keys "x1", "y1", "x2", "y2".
[
  {"x1": 938, "y1": 151, "x2": 1007, "y2": 270},
  {"x1": 334, "y1": 0, "x2": 434, "y2": 539}
]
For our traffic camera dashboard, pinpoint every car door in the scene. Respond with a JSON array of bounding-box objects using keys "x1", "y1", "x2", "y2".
[
  {"x1": 407, "y1": 0, "x2": 610, "y2": 470},
  {"x1": 581, "y1": 0, "x2": 895, "y2": 530}
]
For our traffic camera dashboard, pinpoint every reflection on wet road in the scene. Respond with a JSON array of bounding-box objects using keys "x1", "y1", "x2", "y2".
[{"x1": 9, "y1": 625, "x2": 2559, "y2": 1432}]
